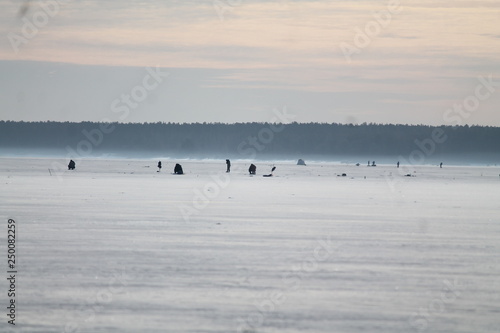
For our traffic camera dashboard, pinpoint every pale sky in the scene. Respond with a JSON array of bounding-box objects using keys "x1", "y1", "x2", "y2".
[{"x1": 0, "y1": 0, "x2": 499, "y2": 125}]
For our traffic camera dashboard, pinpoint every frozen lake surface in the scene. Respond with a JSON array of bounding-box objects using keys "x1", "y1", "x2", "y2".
[{"x1": 1, "y1": 157, "x2": 500, "y2": 332}]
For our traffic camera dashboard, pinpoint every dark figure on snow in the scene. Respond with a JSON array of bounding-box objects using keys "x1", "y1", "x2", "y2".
[
  {"x1": 397, "y1": 161, "x2": 400, "y2": 168},
  {"x1": 263, "y1": 166, "x2": 276, "y2": 177},
  {"x1": 368, "y1": 160, "x2": 370, "y2": 166},
  {"x1": 440, "y1": 162, "x2": 443, "y2": 168},
  {"x1": 157, "y1": 161, "x2": 162, "y2": 172},
  {"x1": 68, "y1": 160, "x2": 75, "y2": 170},
  {"x1": 226, "y1": 159, "x2": 231, "y2": 173},
  {"x1": 372, "y1": 161, "x2": 376, "y2": 167},
  {"x1": 249, "y1": 164, "x2": 256, "y2": 175},
  {"x1": 174, "y1": 163, "x2": 183, "y2": 174}
]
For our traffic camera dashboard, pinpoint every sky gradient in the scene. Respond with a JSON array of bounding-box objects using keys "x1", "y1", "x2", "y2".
[{"x1": 1, "y1": 0, "x2": 499, "y2": 125}]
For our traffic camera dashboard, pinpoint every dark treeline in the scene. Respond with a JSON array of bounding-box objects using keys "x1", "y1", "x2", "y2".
[{"x1": 1, "y1": 121, "x2": 499, "y2": 161}]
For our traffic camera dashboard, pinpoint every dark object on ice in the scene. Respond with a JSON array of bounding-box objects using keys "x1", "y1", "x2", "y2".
[
  {"x1": 337, "y1": 173, "x2": 347, "y2": 177},
  {"x1": 226, "y1": 159, "x2": 231, "y2": 173},
  {"x1": 68, "y1": 160, "x2": 75, "y2": 170},
  {"x1": 405, "y1": 174, "x2": 411, "y2": 177},
  {"x1": 249, "y1": 164, "x2": 256, "y2": 175},
  {"x1": 372, "y1": 161, "x2": 376, "y2": 167},
  {"x1": 356, "y1": 163, "x2": 360, "y2": 166},
  {"x1": 174, "y1": 163, "x2": 183, "y2": 174},
  {"x1": 263, "y1": 166, "x2": 276, "y2": 177},
  {"x1": 397, "y1": 161, "x2": 400, "y2": 168},
  {"x1": 157, "y1": 161, "x2": 162, "y2": 172},
  {"x1": 297, "y1": 159, "x2": 306, "y2": 166},
  {"x1": 367, "y1": 160, "x2": 370, "y2": 166},
  {"x1": 440, "y1": 162, "x2": 443, "y2": 168}
]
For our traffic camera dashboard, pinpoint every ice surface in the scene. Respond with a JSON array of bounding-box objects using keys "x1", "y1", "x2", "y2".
[{"x1": 1, "y1": 157, "x2": 499, "y2": 332}]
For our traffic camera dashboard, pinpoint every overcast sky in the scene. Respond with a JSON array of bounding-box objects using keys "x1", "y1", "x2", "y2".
[{"x1": 0, "y1": 0, "x2": 499, "y2": 125}]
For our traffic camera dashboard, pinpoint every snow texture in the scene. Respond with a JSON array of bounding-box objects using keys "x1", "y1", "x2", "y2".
[{"x1": 1, "y1": 157, "x2": 499, "y2": 332}]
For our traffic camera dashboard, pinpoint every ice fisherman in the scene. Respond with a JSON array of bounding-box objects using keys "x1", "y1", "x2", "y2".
[
  {"x1": 226, "y1": 159, "x2": 231, "y2": 173},
  {"x1": 263, "y1": 166, "x2": 276, "y2": 177},
  {"x1": 249, "y1": 164, "x2": 256, "y2": 175},
  {"x1": 68, "y1": 160, "x2": 75, "y2": 170},
  {"x1": 174, "y1": 163, "x2": 183, "y2": 174},
  {"x1": 157, "y1": 161, "x2": 162, "y2": 172}
]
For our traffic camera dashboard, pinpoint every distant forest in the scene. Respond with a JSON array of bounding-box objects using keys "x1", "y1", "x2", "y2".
[{"x1": 1, "y1": 121, "x2": 499, "y2": 162}]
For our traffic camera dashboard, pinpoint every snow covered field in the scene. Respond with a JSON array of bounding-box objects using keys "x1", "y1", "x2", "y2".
[{"x1": 1, "y1": 157, "x2": 499, "y2": 333}]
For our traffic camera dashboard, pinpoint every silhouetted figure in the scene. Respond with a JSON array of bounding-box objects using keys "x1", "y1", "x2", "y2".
[
  {"x1": 440, "y1": 162, "x2": 443, "y2": 168},
  {"x1": 157, "y1": 161, "x2": 162, "y2": 172},
  {"x1": 368, "y1": 160, "x2": 370, "y2": 166},
  {"x1": 249, "y1": 164, "x2": 256, "y2": 175},
  {"x1": 226, "y1": 159, "x2": 231, "y2": 173},
  {"x1": 174, "y1": 163, "x2": 183, "y2": 174},
  {"x1": 372, "y1": 161, "x2": 376, "y2": 167},
  {"x1": 297, "y1": 159, "x2": 306, "y2": 166},
  {"x1": 68, "y1": 160, "x2": 75, "y2": 170},
  {"x1": 397, "y1": 161, "x2": 400, "y2": 168}
]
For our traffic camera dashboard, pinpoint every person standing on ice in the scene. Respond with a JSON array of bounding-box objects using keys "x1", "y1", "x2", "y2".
[
  {"x1": 397, "y1": 161, "x2": 400, "y2": 168},
  {"x1": 157, "y1": 161, "x2": 162, "y2": 172},
  {"x1": 440, "y1": 162, "x2": 443, "y2": 168},
  {"x1": 226, "y1": 159, "x2": 231, "y2": 173},
  {"x1": 68, "y1": 160, "x2": 75, "y2": 170}
]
